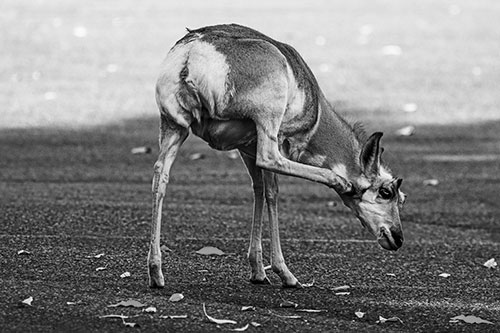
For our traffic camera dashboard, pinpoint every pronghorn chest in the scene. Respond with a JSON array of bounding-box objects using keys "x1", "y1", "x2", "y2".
[{"x1": 191, "y1": 118, "x2": 257, "y2": 151}]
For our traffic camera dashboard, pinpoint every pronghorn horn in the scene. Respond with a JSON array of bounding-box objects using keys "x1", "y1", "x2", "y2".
[{"x1": 360, "y1": 132, "x2": 383, "y2": 177}]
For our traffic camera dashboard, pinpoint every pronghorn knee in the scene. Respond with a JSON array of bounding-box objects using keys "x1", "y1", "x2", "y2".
[{"x1": 152, "y1": 161, "x2": 169, "y2": 196}]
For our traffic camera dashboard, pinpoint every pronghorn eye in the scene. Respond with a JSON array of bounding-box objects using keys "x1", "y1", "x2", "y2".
[{"x1": 378, "y1": 187, "x2": 393, "y2": 200}]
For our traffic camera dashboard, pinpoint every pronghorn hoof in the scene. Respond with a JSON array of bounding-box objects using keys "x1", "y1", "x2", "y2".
[
  {"x1": 148, "y1": 265, "x2": 165, "y2": 288},
  {"x1": 282, "y1": 280, "x2": 303, "y2": 289},
  {"x1": 250, "y1": 276, "x2": 271, "y2": 285},
  {"x1": 149, "y1": 276, "x2": 165, "y2": 288}
]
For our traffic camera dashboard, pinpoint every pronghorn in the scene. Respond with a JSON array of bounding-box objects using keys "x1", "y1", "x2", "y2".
[{"x1": 149, "y1": 24, "x2": 405, "y2": 288}]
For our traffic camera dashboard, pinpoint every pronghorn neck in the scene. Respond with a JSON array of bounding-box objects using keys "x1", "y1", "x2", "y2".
[{"x1": 299, "y1": 95, "x2": 364, "y2": 182}]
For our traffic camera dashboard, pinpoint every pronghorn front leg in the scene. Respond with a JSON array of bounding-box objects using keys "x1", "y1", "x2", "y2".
[
  {"x1": 240, "y1": 152, "x2": 270, "y2": 284},
  {"x1": 148, "y1": 118, "x2": 189, "y2": 288},
  {"x1": 254, "y1": 119, "x2": 351, "y2": 193},
  {"x1": 263, "y1": 170, "x2": 301, "y2": 288}
]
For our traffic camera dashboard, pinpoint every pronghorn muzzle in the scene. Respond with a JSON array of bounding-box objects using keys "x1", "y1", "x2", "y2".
[{"x1": 377, "y1": 226, "x2": 404, "y2": 251}]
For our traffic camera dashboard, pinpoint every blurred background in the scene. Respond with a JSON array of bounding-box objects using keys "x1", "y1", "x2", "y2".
[{"x1": 1, "y1": 0, "x2": 499, "y2": 129}]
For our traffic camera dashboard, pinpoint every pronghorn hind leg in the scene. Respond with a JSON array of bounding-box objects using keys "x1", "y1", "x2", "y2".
[
  {"x1": 263, "y1": 170, "x2": 302, "y2": 288},
  {"x1": 148, "y1": 116, "x2": 189, "y2": 288},
  {"x1": 239, "y1": 151, "x2": 271, "y2": 285}
]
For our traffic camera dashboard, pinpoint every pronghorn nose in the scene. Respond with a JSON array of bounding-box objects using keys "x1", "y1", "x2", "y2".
[{"x1": 390, "y1": 227, "x2": 404, "y2": 248}]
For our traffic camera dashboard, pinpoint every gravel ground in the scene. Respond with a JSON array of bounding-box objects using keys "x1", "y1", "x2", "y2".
[{"x1": 0, "y1": 118, "x2": 499, "y2": 332}]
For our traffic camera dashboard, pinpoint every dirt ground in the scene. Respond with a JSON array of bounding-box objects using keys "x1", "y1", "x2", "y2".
[{"x1": 0, "y1": 117, "x2": 499, "y2": 332}]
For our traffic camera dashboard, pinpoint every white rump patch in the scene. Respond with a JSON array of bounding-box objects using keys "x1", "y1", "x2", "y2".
[
  {"x1": 159, "y1": 43, "x2": 191, "y2": 85},
  {"x1": 157, "y1": 43, "x2": 194, "y2": 127},
  {"x1": 185, "y1": 41, "x2": 231, "y2": 115}
]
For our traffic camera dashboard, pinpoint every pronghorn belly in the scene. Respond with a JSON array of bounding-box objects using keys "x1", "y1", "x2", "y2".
[{"x1": 191, "y1": 118, "x2": 257, "y2": 151}]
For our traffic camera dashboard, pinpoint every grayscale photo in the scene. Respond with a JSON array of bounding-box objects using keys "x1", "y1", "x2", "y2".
[{"x1": 1, "y1": 0, "x2": 498, "y2": 331}]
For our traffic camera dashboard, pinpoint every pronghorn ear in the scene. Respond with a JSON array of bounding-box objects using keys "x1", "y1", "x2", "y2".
[{"x1": 360, "y1": 132, "x2": 383, "y2": 177}]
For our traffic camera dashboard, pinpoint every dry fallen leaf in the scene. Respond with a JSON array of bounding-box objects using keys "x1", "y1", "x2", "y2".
[
  {"x1": 395, "y1": 125, "x2": 415, "y2": 137},
  {"x1": 159, "y1": 314, "x2": 188, "y2": 319},
  {"x1": 73, "y1": 26, "x2": 87, "y2": 38},
  {"x1": 355, "y1": 311, "x2": 366, "y2": 318},
  {"x1": 296, "y1": 309, "x2": 327, "y2": 313},
  {"x1": 280, "y1": 300, "x2": 298, "y2": 308},
  {"x1": 423, "y1": 179, "x2": 439, "y2": 186},
  {"x1": 86, "y1": 253, "x2": 104, "y2": 259},
  {"x1": 108, "y1": 300, "x2": 146, "y2": 308},
  {"x1": 483, "y1": 258, "x2": 497, "y2": 269},
  {"x1": 169, "y1": 293, "x2": 184, "y2": 302},
  {"x1": 270, "y1": 312, "x2": 302, "y2": 319},
  {"x1": 100, "y1": 315, "x2": 138, "y2": 328},
  {"x1": 377, "y1": 316, "x2": 403, "y2": 324},
  {"x1": 21, "y1": 296, "x2": 33, "y2": 306},
  {"x1": 131, "y1": 146, "x2": 152, "y2": 155},
  {"x1": 17, "y1": 250, "x2": 31, "y2": 255},
  {"x1": 382, "y1": 45, "x2": 402, "y2": 56},
  {"x1": 106, "y1": 64, "x2": 119, "y2": 73},
  {"x1": 202, "y1": 303, "x2": 237, "y2": 325},
  {"x1": 450, "y1": 315, "x2": 493, "y2": 325},
  {"x1": 99, "y1": 314, "x2": 129, "y2": 319},
  {"x1": 120, "y1": 272, "x2": 131, "y2": 278},
  {"x1": 44, "y1": 91, "x2": 57, "y2": 100},
  {"x1": 402, "y1": 103, "x2": 418, "y2": 113},
  {"x1": 229, "y1": 324, "x2": 250, "y2": 331},
  {"x1": 196, "y1": 246, "x2": 224, "y2": 256},
  {"x1": 332, "y1": 285, "x2": 350, "y2": 291},
  {"x1": 143, "y1": 306, "x2": 157, "y2": 313},
  {"x1": 160, "y1": 245, "x2": 172, "y2": 253},
  {"x1": 302, "y1": 279, "x2": 315, "y2": 288},
  {"x1": 241, "y1": 306, "x2": 255, "y2": 311}
]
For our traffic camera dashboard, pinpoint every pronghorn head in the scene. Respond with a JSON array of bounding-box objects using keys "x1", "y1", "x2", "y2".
[{"x1": 339, "y1": 132, "x2": 406, "y2": 251}]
